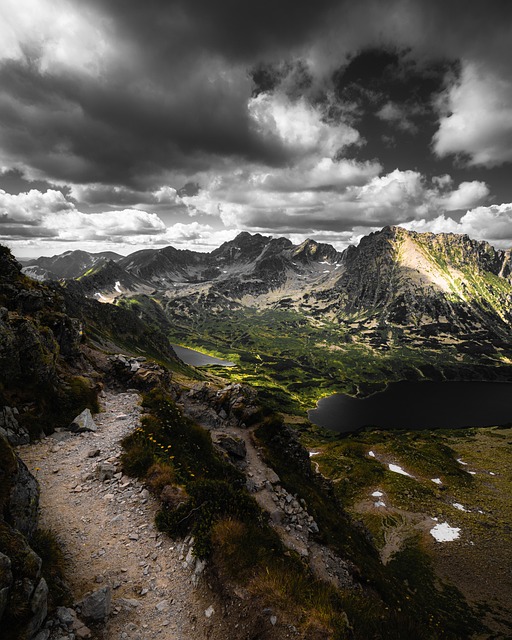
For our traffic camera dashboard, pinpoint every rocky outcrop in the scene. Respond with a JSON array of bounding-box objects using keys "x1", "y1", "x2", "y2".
[
  {"x1": 0, "y1": 407, "x2": 29, "y2": 446},
  {"x1": 180, "y1": 383, "x2": 261, "y2": 430},
  {"x1": 0, "y1": 432, "x2": 48, "y2": 640},
  {"x1": 7, "y1": 455, "x2": 40, "y2": 539},
  {"x1": 108, "y1": 354, "x2": 175, "y2": 392}
]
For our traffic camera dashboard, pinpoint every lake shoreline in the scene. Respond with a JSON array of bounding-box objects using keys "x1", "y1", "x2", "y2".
[
  {"x1": 308, "y1": 380, "x2": 512, "y2": 434},
  {"x1": 171, "y1": 343, "x2": 236, "y2": 367}
]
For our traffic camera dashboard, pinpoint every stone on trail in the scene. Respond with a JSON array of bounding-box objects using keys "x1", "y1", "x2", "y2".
[
  {"x1": 96, "y1": 462, "x2": 116, "y2": 481},
  {"x1": 56, "y1": 605, "x2": 76, "y2": 626},
  {"x1": 214, "y1": 433, "x2": 247, "y2": 459},
  {"x1": 68, "y1": 409, "x2": 97, "y2": 433},
  {"x1": 76, "y1": 586, "x2": 112, "y2": 622}
]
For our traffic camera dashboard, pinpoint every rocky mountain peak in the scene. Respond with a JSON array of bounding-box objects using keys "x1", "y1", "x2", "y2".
[
  {"x1": 292, "y1": 238, "x2": 340, "y2": 263},
  {"x1": 211, "y1": 231, "x2": 274, "y2": 263},
  {"x1": 0, "y1": 246, "x2": 22, "y2": 281}
]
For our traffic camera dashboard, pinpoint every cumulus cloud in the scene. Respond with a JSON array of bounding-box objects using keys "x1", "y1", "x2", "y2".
[
  {"x1": 184, "y1": 168, "x2": 490, "y2": 238},
  {"x1": 404, "y1": 204, "x2": 512, "y2": 248},
  {"x1": 44, "y1": 209, "x2": 166, "y2": 241},
  {"x1": 260, "y1": 157, "x2": 381, "y2": 192},
  {"x1": 249, "y1": 93, "x2": 360, "y2": 159},
  {"x1": 0, "y1": 188, "x2": 74, "y2": 224},
  {"x1": 70, "y1": 184, "x2": 184, "y2": 207},
  {"x1": 438, "y1": 180, "x2": 489, "y2": 211},
  {"x1": 0, "y1": 189, "x2": 166, "y2": 244},
  {"x1": 156, "y1": 222, "x2": 238, "y2": 251},
  {"x1": 433, "y1": 62, "x2": 512, "y2": 167}
]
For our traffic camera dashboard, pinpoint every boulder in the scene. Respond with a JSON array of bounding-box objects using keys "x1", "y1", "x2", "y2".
[
  {"x1": 182, "y1": 404, "x2": 222, "y2": 430},
  {"x1": 56, "y1": 606, "x2": 76, "y2": 627},
  {"x1": 8, "y1": 456, "x2": 40, "y2": 538},
  {"x1": 213, "y1": 434, "x2": 247, "y2": 460},
  {"x1": 24, "y1": 578, "x2": 48, "y2": 639},
  {"x1": 96, "y1": 463, "x2": 116, "y2": 482},
  {"x1": 76, "y1": 586, "x2": 112, "y2": 622},
  {"x1": 67, "y1": 409, "x2": 97, "y2": 433}
]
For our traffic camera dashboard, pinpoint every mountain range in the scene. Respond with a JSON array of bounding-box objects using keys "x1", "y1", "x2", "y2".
[
  {"x1": 3, "y1": 231, "x2": 512, "y2": 639},
  {"x1": 22, "y1": 226, "x2": 512, "y2": 341}
]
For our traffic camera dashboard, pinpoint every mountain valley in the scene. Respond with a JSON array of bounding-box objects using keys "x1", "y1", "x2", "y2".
[
  {"x1": 2, "y1": 227, "x2": 512, "y2": 639},
  {"x1": 26, "y1": 226, "x2": 512, "y2": 411}
]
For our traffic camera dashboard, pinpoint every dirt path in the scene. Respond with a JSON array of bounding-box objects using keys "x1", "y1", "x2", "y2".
[{"x1": 19, "y1": 390, "x2": 228, "y2": 640}]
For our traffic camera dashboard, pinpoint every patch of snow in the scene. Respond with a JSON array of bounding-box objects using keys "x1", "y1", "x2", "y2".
[
  {"x1": 371, "y1": 491, "x2": 383, "y2": 497},
  {"x1": 388, "y1": 463, "x2": 413, "y2": 477},
  {"x1": 374, "y1": 500, "x2": 386, "y2": 508},
  {"x1": 489, "y1": 472, "x2": 496, "y2": 476},
  {"x1": 452, "y1": 503, "x2": 468, "y2": 512},
  {"x1": 114, "y1": 281, "x2": 122, "y2": 293},
  {"x1": 456, "y1": 458, "x2": 468, "y2": 466},
  {"x1": 432, "y1": 517, "x2": 438, "y2": 521},
  {"x1": 368, "y1": 451, "x2": 376, "y2": 458},
  {"x1": 95, "y1": 292, "x2": 107, "y2": 301},
  {"x1": 319, "y1": 261, "x2": 330, "y2": 265},
  {"x1": 468, "y1": 471, "x2": 476, "y2": 475},
  {"x1": 222, "y1": 270, "x2": 227, "y2": 273},
  {"x1": 430, "y1": 522, "x2": 461, "y2": 542},
  {"x1": 309, "y1": 451, "x2": 320, "y2": 457},
  {"x1": 431, "y1": 478, "x2": 442, "y2": 485},
  {"x1": 323, "y1": 270, "x2": 330, "y2": 273}
]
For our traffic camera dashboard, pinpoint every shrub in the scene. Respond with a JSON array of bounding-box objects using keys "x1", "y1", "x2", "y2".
[
  {"x1": 156, "y1": 478, "x2": 262, "y2": 559},
  {"x1": 31, "y1": 528, "x2": 71, "y2": 609},
  {"x1": 211, "y1": 517, "x2": 282, "y2": 581},
  {"x1": 146, "y1": 462, "x2": 176, "y2": 494},
  {"x1": 120, "y1": 430, "x2": 155, "y2": 478}
]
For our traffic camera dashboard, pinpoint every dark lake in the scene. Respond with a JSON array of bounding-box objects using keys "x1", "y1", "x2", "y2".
[
  {"x1": 171, "y1": 344, "x2": 235, "y2": 367},
  {"x1": 308, "y1": 381, "x2": 512, "y2": 433}
]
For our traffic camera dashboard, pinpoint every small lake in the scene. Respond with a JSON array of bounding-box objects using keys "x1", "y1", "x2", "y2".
[
  {"x1": 171, "y1": 344, "x2": 235, "y2": 367},
  {"x1": 308, "y1": 381, "x2": 512, "y2": 433}
]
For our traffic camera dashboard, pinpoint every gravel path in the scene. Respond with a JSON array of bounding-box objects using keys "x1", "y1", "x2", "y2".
[{"x1": 19, "y1": 390, "x2": 226, "y2": 640}]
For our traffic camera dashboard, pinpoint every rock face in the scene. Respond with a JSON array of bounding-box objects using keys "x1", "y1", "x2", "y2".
[
  {"x1": 0, "y1": 432, "x2": 48, "y2": 640},
  {"x1": 0, "y1": 406, "x2": 29, "y2": 446},
  {"x1": 333, "y1": 225, "x2": 512, "y2": 330},
  {"x1": 180, "y1": 383, "x2": 261, "y2": 431},
  {"x1": 7, "y1": 455, "x2": 40, "y2": 538}
]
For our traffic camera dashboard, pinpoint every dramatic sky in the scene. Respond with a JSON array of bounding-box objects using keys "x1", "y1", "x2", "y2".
[{"x1": 2, "y1": 0, "x2": 512, "y2": 257}]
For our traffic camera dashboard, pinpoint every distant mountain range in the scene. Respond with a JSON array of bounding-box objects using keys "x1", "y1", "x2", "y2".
[
  {"x1": 21, "y1": 227, "x2": 512, "y2": 341},
  {"x1": 22, "y1": 250, "x2": 123, "y2": 281}
]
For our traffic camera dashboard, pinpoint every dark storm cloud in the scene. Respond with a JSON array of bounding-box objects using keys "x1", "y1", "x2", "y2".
[
  {"x1": 0, "y1": 0, "x2": 353, "y2": 192},
  {"x1": 0, "y1": 168, "x2": 68, "y2": 196},
  {"x1": 0, "y1": 56, "x2": 290, "y2": 189},
  {"x1": 88, "y1": 0, "x2": 340, "y2": 63},
  {"x1": 0, "y1": 225, "x2": 56, "y2": 239},
  {"x1": 1, "y1": 0, "x2": 512, "y2": 251},
  {"x1": 2, "y1": 0, "x2": 511, "y2": 192}
]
